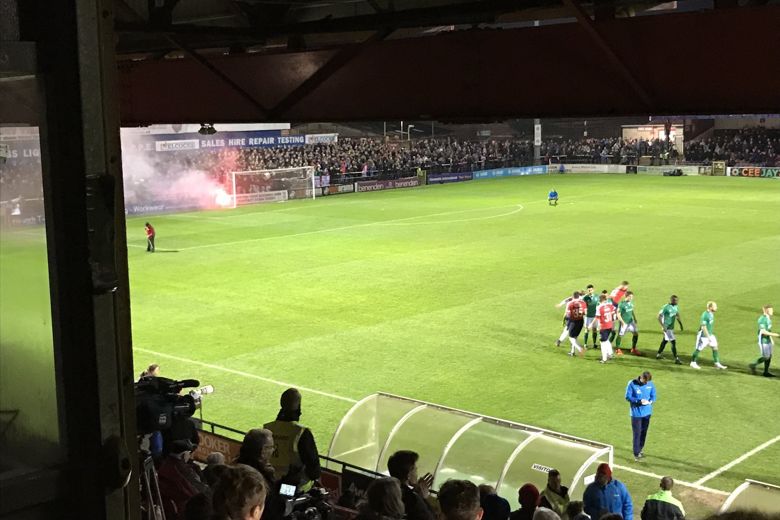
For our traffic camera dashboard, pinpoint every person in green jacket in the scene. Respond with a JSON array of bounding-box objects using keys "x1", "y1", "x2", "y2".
[{"x1": 641, "y1": 476, "x2": 685, "y2": 520}]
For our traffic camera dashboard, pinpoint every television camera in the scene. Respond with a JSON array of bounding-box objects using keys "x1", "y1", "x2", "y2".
[
  {"x1": 135, "y1": 376, "x2": 213, "y2": 434},
  {"x1": 280, "y1": 484, "x2": 331, "y2": 520}
]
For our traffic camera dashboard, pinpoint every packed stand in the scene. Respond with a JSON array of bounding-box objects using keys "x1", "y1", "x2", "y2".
[
  {"x1": 540, "y1": 138, "x2": 674, "y2": 165},
  {"x1": 682, "y1": 128, "x2": 779, "y2": 167}
]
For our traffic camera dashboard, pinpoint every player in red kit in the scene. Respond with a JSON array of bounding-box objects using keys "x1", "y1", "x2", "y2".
[
  {"x1": 555, "y1": 293, "x2": 576, "y2": 347},
  {"x1": 565, "y1": 292, "x2": 587, "y2": 357},
  {"x1": 609, "y1": 281, "x2": 630, "y2": 350},
  {"x1": 145, "y1": 222, "x2": 156, "y2": 252},
  {"x1": 596, "y1": 293, "x2": 617, "y2": 363}
]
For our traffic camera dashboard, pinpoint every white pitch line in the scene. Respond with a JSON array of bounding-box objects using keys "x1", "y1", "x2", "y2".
[
  {"x1": 126, "y1": 188, "x2": 622, "y2": 252},
  {"x1": 693, "y1": 434, "x2": 780, "y2": 486},
  {"x1": 379, "y1": 205, "x2": 524, "y2": 226},
  {"x1": 613, "y1": 464, "x2": 729, "y2": 496},
  {"x1": 177, "y1": 204, "x2": 524, "y2": 251},
  {"x1": 135, "y1": 347, "x2": 357, "y2": 404}
]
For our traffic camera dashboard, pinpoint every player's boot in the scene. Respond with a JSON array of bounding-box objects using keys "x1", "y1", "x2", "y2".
[
  {"x1": 616, "y1": 349, "x2": 624, "y2": 356},
  {"x1": 690, "y1": 361, "x2": 701, "y2": 369},
  {"x1": 631, "y1": 348, "x2": 644, "y2": 356},
  {"x1": 674, "y1": 357, "x2": 682, "y2": 365},
  {"x1": 714, "y1": 362, "x2": 728, "y2": 370},
  {"x1": 764, "y1": 372, "x2": 777, "y2": 377},
  {"x1": 749, "y1": 363, "x2": 758, "y2": 375},
  {"x1": 656, "y1": 353, "x2": 664, "y2": 360}
]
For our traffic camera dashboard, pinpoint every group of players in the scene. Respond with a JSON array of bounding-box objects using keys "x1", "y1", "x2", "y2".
[{"x1": 553, "y1": 281, "x2": 778, "y2": 377}]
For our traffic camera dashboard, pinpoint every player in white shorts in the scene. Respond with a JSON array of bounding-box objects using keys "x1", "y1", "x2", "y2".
[
  {"x1": 690, "y1": 301, "x2": 727, "y2": 369},
  {"x1": 554, "y1": 293, "x2": 578, "y2": 347}
]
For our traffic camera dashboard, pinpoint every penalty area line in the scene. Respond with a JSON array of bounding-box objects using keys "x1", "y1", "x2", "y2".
[
  {"x1": 693, "y1": 434, "x2": 780, "y2": 486},
  {"x1": 134, "y1": 347, "x2": 358, "y2": 404},
  {"x1": 613, "y1": 464, "x2": 728, "y2": 496}
]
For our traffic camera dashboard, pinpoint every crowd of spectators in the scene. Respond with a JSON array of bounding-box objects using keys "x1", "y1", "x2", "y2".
[
  {"x1": 539, "y1": 138, "x2": 674, "y2": 165},
  {"x1": 2, "y1": 127, "x2": 778, "y2": 214},
  {"x1": 198, "y1": 138, "x2": 534, "y2": 181},
  {"x1": 682, "y1": 128, "x2": 779, "y2": 167}
]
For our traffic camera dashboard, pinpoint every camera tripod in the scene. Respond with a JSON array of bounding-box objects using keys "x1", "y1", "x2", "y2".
[{"x1": 140, "y1": 452, "x2": 166, "y2": 520}]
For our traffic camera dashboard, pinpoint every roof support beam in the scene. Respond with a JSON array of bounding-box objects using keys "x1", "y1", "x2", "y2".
[
  {"x1": 116, "y1": 0, "x2": 268, "y2": 118},
  {"x1": 269, "y1": 29, "x2": 391, "y2": 119},
  {"x1": 562, "y1": 0, "x2": 654, "y2": 110},
  {"x1": 164, "y1": 35, "x2": 269, "y2": 118}
]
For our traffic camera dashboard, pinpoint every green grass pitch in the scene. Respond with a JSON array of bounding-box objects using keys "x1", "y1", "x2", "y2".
[{"x1": 3, "y1": 173, "x2": 779, "y2": 517}]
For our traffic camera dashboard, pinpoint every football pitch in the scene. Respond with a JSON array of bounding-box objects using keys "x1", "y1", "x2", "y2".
[
  {"x1": 3, "y1": 173, "x2": 779, "y2": 517},
  {"x1": 127, "y1": 173, "x2": 779, "y2": 515}
]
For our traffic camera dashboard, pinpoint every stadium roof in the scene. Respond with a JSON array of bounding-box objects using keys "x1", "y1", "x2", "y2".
[{"x1": 4, "y1": 0, "x2": 780, "y2": 124}]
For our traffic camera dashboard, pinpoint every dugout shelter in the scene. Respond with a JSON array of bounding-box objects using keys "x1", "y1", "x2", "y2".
[
  {"x1": 720, "y1": 480, "x2": 780, "y2": 515},
  {"x1": 327, "y1": 393, "x2": 612, "y2": 507}
]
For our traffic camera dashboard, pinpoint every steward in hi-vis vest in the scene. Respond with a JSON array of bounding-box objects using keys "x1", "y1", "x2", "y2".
[
  {"x1": 539, "y1": 469, "x2": 570, "y2": 518},
  {"x1": 264, "y1": 388, "x2": 321, "y2": 492}
]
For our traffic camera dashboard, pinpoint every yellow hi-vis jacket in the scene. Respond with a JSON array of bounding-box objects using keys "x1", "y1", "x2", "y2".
[{"x1": 264, "y1": 420, "x2": 312, "y2": 490}]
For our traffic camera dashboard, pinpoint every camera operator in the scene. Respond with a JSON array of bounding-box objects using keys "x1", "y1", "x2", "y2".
[
  {"x1": 157, "y1": 439, "x2": 209, "y2": 520},
  {"x1": 264, "y1": 388, "x2": 321, "y2": 491},
  {"x1": 235, "y1": 429, "x2": 284, "y2": 520}
]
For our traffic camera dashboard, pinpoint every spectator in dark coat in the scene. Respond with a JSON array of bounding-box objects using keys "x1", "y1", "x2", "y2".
[
  {"x1": 566, "y1": 501, "x2": 590, "y2": 520},
  {"x1": 355, "y1": 477, "x2": 405, "y2": 520},
  {"x1": 641, "y1": 477, "x2": 685, "y2": 520},
  {"x1": 157, "y1": 440, "x2": 209, "y2": 520},
  {"x1": 387, "y1": 450, "x2": 435, "y2": 520},
  {"x1": 439, "y1": 479, "x2": 484, "y2": 520},
  {"x1": 510, "y1": 484, "x2": 540, "y2": 520},
  {"x1": 479, "y1": 485, "x2": 511, "y2": 520},
  {"x1": 235, "y1": 428, "x2": 283, "y2": 520}
]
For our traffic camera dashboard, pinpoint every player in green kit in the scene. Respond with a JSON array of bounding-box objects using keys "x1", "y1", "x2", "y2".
[
  {"x1": 617, "y1": 292, "x2": 643, "y2": 356},
  {"x1": 582, "y1": 285, "x2": 600, "y2": 349},
  {"x1": 749, "y1": 305, "x2": 779, "y2": 377},
  {"x1": 657, "y1": 295, "x2": 684, "y2": 364},
  {"x1": 690, "y1": 301, "x2": 727, "y2": 370}
]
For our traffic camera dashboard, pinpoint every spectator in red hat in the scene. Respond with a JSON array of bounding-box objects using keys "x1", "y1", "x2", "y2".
[
  {"x1": 510, "y1": 483, "x2": 540, "y2": 520},
  {"x1": 583, "y1": 464, "x2": 633, "y2": 520}
]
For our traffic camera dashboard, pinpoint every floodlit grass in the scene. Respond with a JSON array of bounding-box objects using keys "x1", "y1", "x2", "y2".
[{"x1": 3, "y1": 173, "x2": 779, "y2": 516}]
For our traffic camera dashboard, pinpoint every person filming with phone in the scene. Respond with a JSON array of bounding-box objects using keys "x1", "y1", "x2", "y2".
[{"x1": 387, "y1": 450, "x2": 436, "y2": 520}]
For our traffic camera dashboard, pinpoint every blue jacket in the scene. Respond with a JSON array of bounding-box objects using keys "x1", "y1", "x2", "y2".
[
  {"x1": 626, "y1": 377, "x2": 656, "y2": 418},
  {"x1": 583, "y1": 479, "x2": 633, "y2": 520}
]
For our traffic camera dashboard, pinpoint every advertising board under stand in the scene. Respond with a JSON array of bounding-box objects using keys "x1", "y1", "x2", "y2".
[
  {"x1": 322, "y1": 184, "x2": 356, "y2": 196},
  {"x1": 427, "y1": 172, "x2": 474, "y2": 184},
  {"x1": 472, "y1": 166, "x2": 547, "y2": 180},
  {"x1": 727, "y1": 166, "x2": 779, "y2": 178},
  {"x1": 192, "y1": 429, "x2": 241, "y2": 464},
  {"x1": 354, "y1": 177, "x2": 421, "y2": 192}
]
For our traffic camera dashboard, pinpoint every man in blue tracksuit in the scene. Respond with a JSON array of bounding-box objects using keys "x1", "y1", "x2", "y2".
[
  {"x1": 626, "y1": 371, "x2": 656, "y2": 462},
  {"x1": 583, "y1": 463, "x2": 633, "y2": 520}
]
